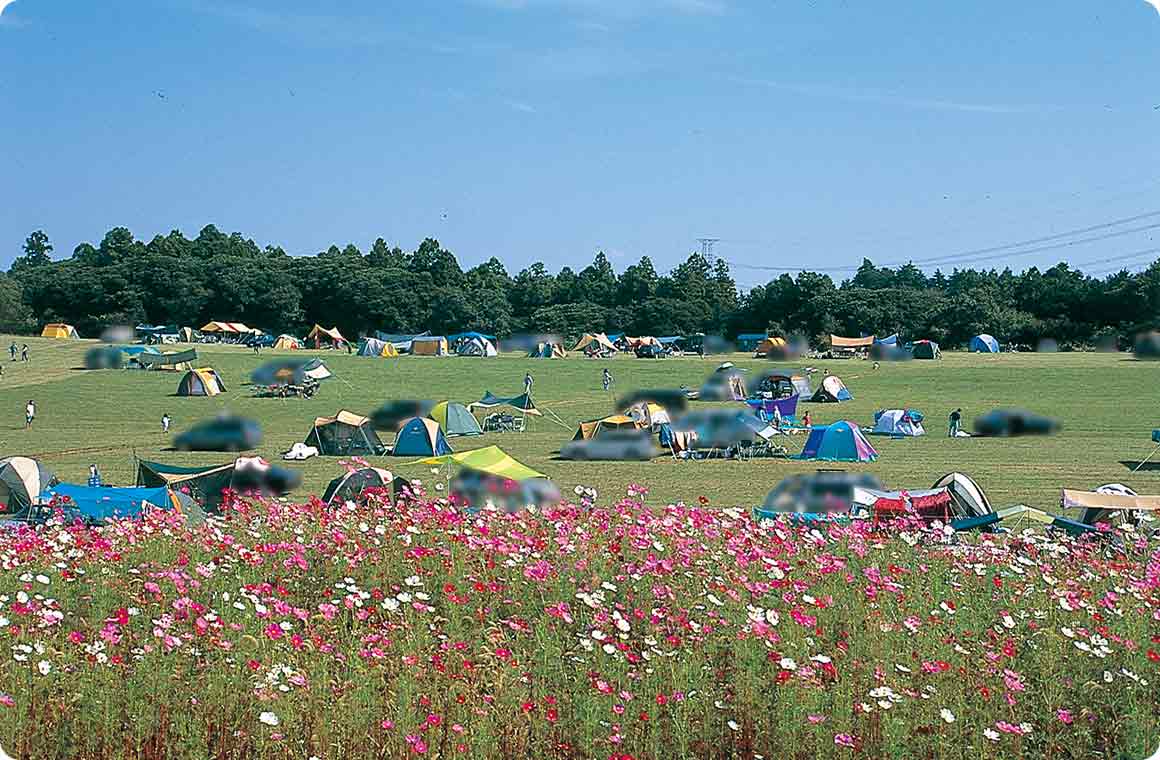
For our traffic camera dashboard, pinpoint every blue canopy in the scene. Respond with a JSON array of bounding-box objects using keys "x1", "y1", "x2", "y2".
[
  {"x1": 658, "y1": 336, "x2": 685, "y2": 345},
  {"x1": 39, "y1": 484, "x2": 180, "y2": 522},
  {"x1": 874, "y1": 334, "x2": 899, "y2": 346},
  {"x1": 448, "y1": 331, "x2": 496, "y2": 342}
]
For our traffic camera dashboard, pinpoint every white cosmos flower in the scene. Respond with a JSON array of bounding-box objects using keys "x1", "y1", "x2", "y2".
[
  {"x1": 940, "y1": 708, "x2": 955, "y2": 724},
  {"x1": 37, "y1": 660, "x2": 51, "y2": 676},
  {"x1": 259, "y1": 711, "x2": 280, "y2": 726}
]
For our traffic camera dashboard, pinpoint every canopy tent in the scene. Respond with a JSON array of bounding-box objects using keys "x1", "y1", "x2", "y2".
[
  {"x1": 134, "y1": 348, "x2": 198, "y2": 371},
  {"x1": 430, "y1": 401, "x2": 483, "y2": 437},
  {"x1": 932, "y1": 472, "x2": 993, "y2": 518},
  {"x1": 830, "y1": 335, "x2": 874, "y2": 352},
  {"x1": 871, "y1": 409, "x2": 925, "y2": 437},
  {"x1": 745, "y1": 395, "x2": 799, "y2": 421},
  {"x1": 306, "y1": 324, "x2": 347, "y2": 348},
  {"x1": 200, "y1": 321, "x2": 252, "y2": 334},
  {"x1": 273, "y1": 335, "x2": 302, "y2": 350},
  {"x1": 571, "y1": 333, "x2": 618, "y2": 354},
  {"x1": 874, "y1": 334, "x2": 899, "y2": 346},
  {"x1": 528, "y1": 342, "x2": 566, "y2": 359},
  {"x1": 754, "y1": 336, "x2": 789, "y2": 358},
  {"x1": 467, "y1": 391, "x2": 543, "y2": 417},
  {"x1": 798, "y1": 421, "x2": 879, "y2": 462},
  {"x1": 970, "y1": 334, "x2": 1000, "y2": 353},
  {"x1": 357, "y1": 337, "x2": 399, "y2": 357},
  {"x1": 0, "y1": 457, "x2": 58, "y2": 519},
  {"x1": 321, "y1": 467, "x2": 393, "y2": 506},
  {"x1": 1061, "y1": 486, "x2": 1160, "y2": 529},
  {"x1": 41, "y1": 323, "x2": 79, "y2": 339},
  {"x1": 810, "y1": 375, "x2": 852, "y2": 403},
  {"x1": 306, "y1": 411, "x2": 386, "y2": 456},
  {"x1": 418, "y1": 445, "x2": 544, "y2": 481},
  {"x1": 176, "y1": 368, "x2": 226, "y2": 396},
  {"x1": 412, "y1": 336, "x2": 449, "y2": 356},
  {"x1": 911, "y1": 340, "x2": 942, "y2": 360},
  {"x1": 456, "y1": 336, "x2": 498, "y2": 357},
  {"x1": 39, "y1": 483, "x2": 201, "y2": 525},
  {"x1": 573, "y1": 414, "x2": 643, "y2": 441},
  {"x1": 658, "y1": 336, "x2": 685, "y2": 347},
  {"x1": 393, "y1": 417, "x2": 453, "y2": 457},
  {"x1": 137, "y1": 459, "x2": 237, "y2": 512}
]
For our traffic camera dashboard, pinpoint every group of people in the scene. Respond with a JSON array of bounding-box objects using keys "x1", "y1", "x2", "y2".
[{"x1": 8, "y1": 343, "x2": 29, "y2": 362}]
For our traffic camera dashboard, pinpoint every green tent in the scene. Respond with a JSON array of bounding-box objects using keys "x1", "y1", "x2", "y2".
[{"x1": 430, "y1": 401, "x2": 483, "y2": 437}]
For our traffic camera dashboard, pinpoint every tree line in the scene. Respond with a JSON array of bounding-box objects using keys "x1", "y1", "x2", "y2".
[{"x1": 3, "y1": 225, "x2": 1158, "y2": 348}]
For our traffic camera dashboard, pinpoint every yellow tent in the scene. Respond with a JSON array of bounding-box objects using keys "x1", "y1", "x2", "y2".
[
  {"x1": 419, "y1": 445, "x2": 545, "y2": 482},
  {"x1": 40, "y1": 323, "x2": 79, "y2": 339},
  {"x1": 754, "y1": 336, "x2": 787, "y2": 356},
  {"x1": 572, "y1": 414, "x2": 643, "y2": 441},
  {"x1": 272, "y1": 335, "x2": 301, "y2": 350},
  {"x1": 412, "y1": 336, "x2": 449, "y2": 356}
]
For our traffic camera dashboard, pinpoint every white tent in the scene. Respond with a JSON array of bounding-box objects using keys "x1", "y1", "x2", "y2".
[
  {"x1": 871, "y1": 409, "x2": 925, "y2": 437},
  {"x1": 457, "y1": 336, "x2": 498, "y2": 357}
]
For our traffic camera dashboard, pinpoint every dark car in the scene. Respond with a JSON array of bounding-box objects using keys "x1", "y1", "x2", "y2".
[
  {"x1": 174, "y1": 415, "x2": 263, "y2": 452},
  {"x1": 634, "y1": 344, "x2": 667, "y2": 359}
]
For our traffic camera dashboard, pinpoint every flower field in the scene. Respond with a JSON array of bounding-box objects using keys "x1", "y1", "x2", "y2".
[{"x1": 0, "y1": 486, "x2": 1157, "y2": 759}]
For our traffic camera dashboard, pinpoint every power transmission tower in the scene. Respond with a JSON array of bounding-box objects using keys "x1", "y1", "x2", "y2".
[{"x1": 696, "y1": 237, "x2": 720, "y2": 265}]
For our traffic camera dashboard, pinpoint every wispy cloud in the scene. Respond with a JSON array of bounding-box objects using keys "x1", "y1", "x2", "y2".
[
  {"x1": 736, "y1": 78, "x2": 1046, "y2": 115},
  {"x1": 189, "y1": 1, "x2": 394, "y2": 46},
  {"x1": 504, "y1": 99, "x2": 537, "y2": 113},
  {"x1": 471, "y1": 0, "x2": 725, "y2": 18}
]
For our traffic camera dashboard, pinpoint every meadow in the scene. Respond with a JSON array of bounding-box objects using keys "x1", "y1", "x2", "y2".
[
  {"x1": 0, "y1": 336, "x2": 1156, "y2": 510},
  {"x1": 0, "y1": 338, "x2": 1157, "y2": 759}
]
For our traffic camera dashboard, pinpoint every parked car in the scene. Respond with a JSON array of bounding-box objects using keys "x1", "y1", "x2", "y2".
[{"x1": 559, "y1": 431, "x2": 658, "y2": 461}]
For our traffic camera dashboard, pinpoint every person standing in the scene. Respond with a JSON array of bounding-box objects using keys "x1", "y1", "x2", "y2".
[
  {"x1": 523, "y1": 372, "x2": 534, "y2": 397},
  {"x1": 8, "y1": 343, "x2": 15, "y2": 361},
  {"x1": 772, "y1": 405, "x2": 783, "y2": 430},
  {"x1": 24, "y1": 400, "x2": 35, "y2": 429},
  {"x1": 161, "y1": 413, "x2": 171, "y2": 434},
  {"x1": 948, "y1": 408, "x2": 963, "y2": 438},
  {"x1": 802, "y1": 410, "x2": 812, "y2": 429},
  {"x1": 20, "y1": 345, "x2": 29, "y2": 362},
  {"x1": 602, "y1": 368, "x2": 612, "y2": 392},
  {"x1": 88, "y1": 464, "x2": 102, "y2": 488}
]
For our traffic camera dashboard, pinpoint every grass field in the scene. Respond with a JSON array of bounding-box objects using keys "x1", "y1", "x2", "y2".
[{"x1": 1, "y1": 335, "x2": 1157, "y2": 509}]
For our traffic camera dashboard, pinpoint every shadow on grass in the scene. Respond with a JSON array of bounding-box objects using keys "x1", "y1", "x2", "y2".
[{"x1": 1119, "y1": 460, "x2": 1160, "y2": 472}]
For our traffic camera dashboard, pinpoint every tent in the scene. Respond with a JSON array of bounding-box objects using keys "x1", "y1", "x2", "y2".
[
  {"x1": 754, "y1": 337, "x2": 790, "y2": 358},
  {"x1": 746, "y1": 395, "x2": 799, "y2": 421},
  {"x1": 623, "y1": 401, "x2": 671, "y2": 429},
  {"x1": 810, "y1": 375, "x2": 852, "y2": 403},
  {"x1": 134, "y1": 348, "x2": 198, "y2": 371},
  {"x1": 970, "y1": 334, "x2": 1000, "y2": 353},
  {"x1": 735, "y1": 333, "x2": 767, "y2": 352},
  {"x1": 571, "y1": 333, "x2": 618, "y2": 355},
  {"x1": 85, "y1": 346, "x2": 125, "y2": 370},
  {"x1": 393, "y1": 417, "x2": 453, "y2": 457},
  {"x1": 200, "y1": 321, "x2": 252, "y2": 334},
  {"x1": 412, "y1": 336, "x2": 449, "y2": 356},
  {"x1": 41, "y1": 323, "x2": 79, "y2": 339},
  {"x1": 854, "y1": 487, "x2": 954, "y2": 521},
  {"x1": 306, "y1": 324, "x2": 347, "y2": 349},
  {"x1": 251, "y1": 357, "x2": 330, "y2": 387},
  {"x1": 176, "y1": 368, "x2": 226, "y2": 396},
  {"x1": 0, "y1": 457, "x2": 58, "y2": 519},
  {"x1": 467, "y1": 391, "x2": 543, "y2": 417},
  {"x1": 528, "y1": 342, "x2": 566, "y2": 359},
  {"x1": 273, "y1": 335, "x2": 302, "y2": 350},
  {"x1": 357, "y1": 338, "x2": 399, "y2": 357},
  {"x1": 572, "y1": 414, "x2": 643, "y2": 441},
  {"x1": 798, "y1": 421, "x2": 879, "y2": 462},
  {"x1": 752, "y1": 369, "x2": 811, "y2": 400},
  {"x1": 375, "y1": 331, "x2": 429, "y2": 353},
  {"x1": 418, "y1": 445, "x2": 544, "y2": 481},
  {"x1": 932, "y1": 472, "x2": 993, "y2": 518},
  {"x1": 1062, "y1": 485, "x2": 1160, "y2": 529},
  {"x1": 39, "y1": 483, "x2": 201, "y2": 525},
  {"x1": 321, "y1": 467, "x2": 394, "y2": 506},
  {"x1": 456, "y1": 336, "x2": 498, "y2": 357},
  {"x1": 137, "y1": 459, "x2": 239, "y2": 512},
  {"x1": 911, "y1": 340, "x2": 941, "y2": 360},
  {"x1": 871, "y1": 409, "x2": 925, "y2": 437},
  {"x1": 305, "y1": 411, "x2": 386, "y2": 456},
  {"x1": 874, "y1": 334, "x2": 899, "y2": 346},
  {"x1": 430, "y1": 401, "x2": 483, "y2": 437},
  {"x1": 830, "y1": 335, "x2": 874, "y2": 355}
]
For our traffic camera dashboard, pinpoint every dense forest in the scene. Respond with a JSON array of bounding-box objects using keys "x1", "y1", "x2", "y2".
[{"x1": 3, "y1": 225, "x2": 1158, "y2": 348}]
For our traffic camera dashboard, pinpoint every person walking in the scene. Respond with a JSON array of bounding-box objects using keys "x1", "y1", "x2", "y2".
[
  {"x1": 88, "y1": 464, "x2": 102, "y2": 488},
  {"x1": 602, "y1": 368, "x2": 613, "y2": 392},
  {"x1": 802, "y1": 410, "x2": 812, "y2": 428},
  {"x1": 161, "y1": 413, "x2": 171, "y2": 434},
  {"x1": 948, "y1": 408, "x2": 963, "y2": 438},
  {"x1": 24, "y1": 400, "x2": 35, "y2": 429},
  {"x1": 8, "y1": 343, "x2": 15, "y2": 361},
  {"x1": 20, "y1": 345, "x2": 29, "y2": 362}
]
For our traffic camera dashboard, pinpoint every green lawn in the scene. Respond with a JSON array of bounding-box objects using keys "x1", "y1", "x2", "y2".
[{"x1": 1, "y1": 336, "x2": 1156, "y2": 510}]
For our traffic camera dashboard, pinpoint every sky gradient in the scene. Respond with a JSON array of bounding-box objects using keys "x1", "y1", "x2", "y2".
[{"x1": 2, "y1": 0, "x2": 1158, "y2": 286}]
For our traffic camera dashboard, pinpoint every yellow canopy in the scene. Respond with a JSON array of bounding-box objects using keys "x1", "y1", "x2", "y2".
[
  {"x1": 306, "y1": 324, "x2": 347, "y2": 345},
  {"x1": 572, "y1": 332, "x2": 618, "y2": 353},
  {"x1": 1060, "y1": 489, "x2": 1160, "y2": 511},
  {"x1": 418, "y1": 445, "x2": 545, "y2": 482},
  {"x1": 830, "y1": 335, "x2": 875, "y2": 349}
]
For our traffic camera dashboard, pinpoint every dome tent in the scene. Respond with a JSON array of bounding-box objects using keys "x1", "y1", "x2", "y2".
[
  {"x1": 871, "y1": 409, "x2": 925, "y2": 437},
  {"x1": 176, "y1": 368, "x2": 226, "y2": 396},
  {"x1": 911, "y1": 340, "x2": 941, "y2": 360},
  {"x1": 429, "y1": 401, "x2": 483, "y2": 437},
  {"x1": 970, "y1": 334, "x2": 1000, "y2": 353},
  {"x1": 810, "y1": 375, "x2": 852, "y2": 403},
  {"x1": 0, "y1": 457, "x2": 59, "y2": 519},
  {"x1": 305, "y1": 411, "x2": 387, "y2": 456},
  {"x1": 321, "y1": 467, "x2": 393, "y2": 506},
  {"x1": 393, "y1": 417, "x2": 453, "y2": 457},
  {"x1": 798, "y1": 421, "x2": 878, "y2": 462}
]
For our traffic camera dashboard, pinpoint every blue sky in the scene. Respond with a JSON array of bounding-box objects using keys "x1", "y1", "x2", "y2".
[{"x1": 1, "y1": 0, "x2": 1158, "y2": 286}]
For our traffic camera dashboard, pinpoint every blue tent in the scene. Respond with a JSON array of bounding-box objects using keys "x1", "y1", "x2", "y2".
[
  {"x1": 39, "y1": 484, "x2": 188, "y2": 523},
  {"x1": 448, "y1": 331, "x2": 497, "y2": 342},
  {"x1": 797, "y1": 421, "x2": 879, "y2": 462},
  {"x1": 735, "y1": 333, "x2": 767, "y2": 352},
  {"x1": 970, "y1": 334, "x2": 1000, "y2": 353},
  {"x1": 874, "y1": 334, "x2": 899, "y2": 346},
  {"x1": 393, "y1": 417, "x2": 453, "y2": 457}
]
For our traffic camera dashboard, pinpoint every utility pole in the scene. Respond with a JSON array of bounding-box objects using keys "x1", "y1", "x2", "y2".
[{"x1": 696, "y1": 237, "x2": 720, "y2": 265}]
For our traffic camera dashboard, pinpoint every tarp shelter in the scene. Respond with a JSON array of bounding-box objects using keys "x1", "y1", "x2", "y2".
[
  {"x1": 357, "y1": 338, "x2": 399, "y2": 357},
  {"x1": 573, "y1": 414, "x2": 644, "y2": 441},
  {"x1": 571, "y1": 333, "x2": 618, "y2": 354},
  {"x1": 1062, "y1": 486, "x2": 1160, "y2": 529},
  {"x1": 430, "y1": 401, "x2": 483, "y2": 437},
  {"x1": 412, "y1": 336, "x2": 449, "y2": 356},
  {"x1": 971, "y1": 334, "x2": 1000, "y2": 353},
  {"x1": 830, "y1": 335, "x2": 874, "y2": 354},
  {"x1": 273, "y1": 335, "x2": 302, "y2": 350},
  {"x1": 626, "y1": 336, "x2": 662, "y2": 350},
  {"x1": 176, "y1": 368, "x2": 226, "y2": 396},
  {"x1": 135, "y1": 348, "x2": 198, "y2": 371},
  {"x1": 528, "y1": 342, "x2": 566, "y2": 359},
  {"x1": 39, "y1": 483, "x2": 201, "y2": 525},
  {"x1": 201, "y1": 321, "x2": 253, "y2": 334},
  {"x1": 306, "y1": 324, "x2": 347, "y2": 348},
  {"x1": 932, "y1": 472, "x2": 993, "y2": 518},
  {"x1": 137, "y1": 459, "x2": 238, "y2": 512},
  {"x1": 321, "y1": 467, "x2": 393, "y2": 506},
  {"x1": 0, "y1": 457, "x2": 58, "y2": 518},
  {"x1": 871, "y1": 409, "x2": 925, "y2": 437},
  {"x1": 41, "y1": 323, "x2": 79, "y2": 339},
  {"x1": 418, "y1": 445, "x2": 545, "y2": 481},
  {"x1": 810, "y1": 375, "x2": 852, "y2": 402},
  {"x1": 798, "y1": 421, "x2": 879, "y2": 462},
  {"x1": 754, "y1": 337, "x2": 789, "y2": 358},
  {"x1": 456, "y1": 336, "x2": 498, "y2": 357},
  {"x1": 874, "y1": 334, "x2": 899, "y2": 346},
  {"x1": 375, "y1": 331, "x2": 430, "y2": 353},
  {"x1": 467, "y1": 391, "x2": 543, "y2": 417},
  {"x1": 306, "y1": 411, "x2": 386, "y2": 456},
  {"x1": 393, "y1": 417, "x2": 453, "y2": 457},
  {"x1": 1134, "y1": 331, "x2": 1160, "y2": 359},
  {"x1": 911, "y1": 340, "x2": 942, "y2": 360}
]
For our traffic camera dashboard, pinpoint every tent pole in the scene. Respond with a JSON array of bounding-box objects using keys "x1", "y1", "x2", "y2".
[{"x1": 1131, "y1": 443, "x2": 1160, "y2": 472}]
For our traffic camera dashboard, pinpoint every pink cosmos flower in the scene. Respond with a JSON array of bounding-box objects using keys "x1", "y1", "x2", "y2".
[
  {"x1": 834, "y1": 733, "x2": 855, "y2": 748},
  {"x1": 1056, "y1": 709, "x2": 1073, "y2": 725}
]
